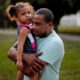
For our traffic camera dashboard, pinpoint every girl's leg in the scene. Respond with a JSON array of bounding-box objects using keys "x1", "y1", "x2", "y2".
[
  {"x1": 16, "y1": 71, "x2": 24, "y2": 80},
  {"x1": 30, "y1": 73, "x2": 40, "y2": 80}
]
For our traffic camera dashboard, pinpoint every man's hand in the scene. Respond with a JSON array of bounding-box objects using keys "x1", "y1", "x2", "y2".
[
  {"x1": 23, "y1": 52, "x2": 47, "y2": 74},
  {"x1": 31, "y1": 57, "x2": 47, "y2": 73},
  {"x1": 23, "y1": 52, "x2": 42, "y2": 65},
  {"x1": 22, "y1": 63, "x2": 35, "y2": 77}
]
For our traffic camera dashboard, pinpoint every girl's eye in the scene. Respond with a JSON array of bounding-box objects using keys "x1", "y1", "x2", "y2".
[
  {"x1": 27, "y1": 11, "x2": 31, "y2": 14},
  {"x1": 21, "y1": 12, "x2": 26, "y2": 15}
]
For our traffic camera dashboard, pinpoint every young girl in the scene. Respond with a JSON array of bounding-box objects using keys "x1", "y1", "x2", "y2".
[{"x1": 6, "y1": 2, "x2": 40, "y2": 80}]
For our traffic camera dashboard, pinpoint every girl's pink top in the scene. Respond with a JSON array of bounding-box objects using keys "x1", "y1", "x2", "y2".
[{"x1": 18, "y1": 23, "x2": 36, "y2": 50}]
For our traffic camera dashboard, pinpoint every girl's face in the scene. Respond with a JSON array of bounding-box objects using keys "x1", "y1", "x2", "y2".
[{"x1": 17, "y1": 6, "x2": 33, "y2": 24}]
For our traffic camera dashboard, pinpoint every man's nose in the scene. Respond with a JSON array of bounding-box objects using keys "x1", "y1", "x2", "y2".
[
  {"x1": 32, "y1": 25, "x2": 35, "y2": 29},
  {"x1": 32, "y1": 24, "x2": 36, "y2": 29}
]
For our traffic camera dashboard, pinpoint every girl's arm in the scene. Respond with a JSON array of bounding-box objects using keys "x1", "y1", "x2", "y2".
[
  {"x1": 12, "y1": 40, "x2": 18, "y2": 47},
  {"x1": 16, "y1": 27, "x2": 30, "y2": 70}
]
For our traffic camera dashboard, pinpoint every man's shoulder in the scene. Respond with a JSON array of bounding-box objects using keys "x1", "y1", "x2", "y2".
[
  {"x1": 47, "y1": 31, "x2": 62, "y2": 42},
  {"x1": 52, "y1": 31, "x2": 63, "y2": 44}
]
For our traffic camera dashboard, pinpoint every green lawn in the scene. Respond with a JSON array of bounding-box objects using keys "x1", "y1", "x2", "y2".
[
  {"x1": 60, "y1": 40, "x2": 80, "y2": 80},
  {"x1": 0, "y1": 34, "x2": 17, "y2": 80},
  {"x1": 0, "y1": 34, "x2": 80, "y2": 80}
]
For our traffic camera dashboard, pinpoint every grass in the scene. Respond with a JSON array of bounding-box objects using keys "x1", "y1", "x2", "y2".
[
  {"x1": 0, "y1": 34, "x2": 80, "y2": 80},
  {"x1": 60, "y1": 40, "x2": 80, "y2": 80},
  {"x1": 58, "y1": 25, "x2": 80, "y2": 34},
  {"x1": 0, "y1": 34, "x2": 17, "y2": 80}
]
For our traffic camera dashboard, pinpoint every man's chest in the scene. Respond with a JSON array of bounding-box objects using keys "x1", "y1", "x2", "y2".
[{"x1": 37, "y1": 38, "x2": 49, "y2": 51}]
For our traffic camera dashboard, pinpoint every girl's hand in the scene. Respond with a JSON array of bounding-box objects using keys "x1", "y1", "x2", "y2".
[{"x1": 16, "y1": 60, "x2": 23, "y2": 71}]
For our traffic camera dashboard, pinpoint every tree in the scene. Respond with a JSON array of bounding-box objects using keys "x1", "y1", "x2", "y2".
[
  {"x1": 0, "y1": 0, "x2": 11, "y2": 28},
  {"x1": 5, "y1": 0, "x2": 80, "y2": 30}
]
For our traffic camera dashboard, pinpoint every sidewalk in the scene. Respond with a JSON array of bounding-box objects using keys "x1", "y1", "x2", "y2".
[
  {"x1": 0, "y1": 29, "x2": 17, "y2": 36},
  {"x1": 59, "y1": 33, "x2": 80, "y2": 42}
]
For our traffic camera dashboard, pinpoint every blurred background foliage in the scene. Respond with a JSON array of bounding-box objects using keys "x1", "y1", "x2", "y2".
[{"x1": 0, "y1": 0, "x2": 80, "y2": 32}]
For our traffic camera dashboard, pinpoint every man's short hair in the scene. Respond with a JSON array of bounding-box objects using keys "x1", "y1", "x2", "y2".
[{"x1": 36, "y1": 8, "x2": 54, "y2": 23}]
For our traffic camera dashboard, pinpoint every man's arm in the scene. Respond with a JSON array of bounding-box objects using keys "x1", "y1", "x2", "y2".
[
  {"x1": 8, "y1": 46, "x2": 47, "y2": 76},
  {"x1": 23, "y1": 53, "x2": 48, "y2": 73}
]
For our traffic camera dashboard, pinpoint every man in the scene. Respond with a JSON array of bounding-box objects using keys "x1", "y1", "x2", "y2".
[
  {"x1": 24, "y1": 8, "x2": 64, "y2": 80},
  {"x1": 8, "y1": 8, "x2": 64, "y2": 80}
]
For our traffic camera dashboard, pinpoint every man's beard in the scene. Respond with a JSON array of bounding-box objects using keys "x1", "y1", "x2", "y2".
[
  {"x1": 38, "y1": 32, "x2": 48, "y2": 38},
  {"x1": 31, "y1": 30, "x2": 48, "y2": 38}
]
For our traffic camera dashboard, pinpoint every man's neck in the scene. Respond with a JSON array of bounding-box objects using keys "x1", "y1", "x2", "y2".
[{"x1": 39, "y1": 29, "x2": 53, "y2": 38}]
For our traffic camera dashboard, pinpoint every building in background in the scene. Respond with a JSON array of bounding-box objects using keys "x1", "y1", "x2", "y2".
[{"x1": 59, "y1": 11, "x2": 80, "y2": 27}]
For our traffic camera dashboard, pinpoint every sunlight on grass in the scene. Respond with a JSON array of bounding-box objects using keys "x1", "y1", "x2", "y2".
[{"x1": 58, "y1": 25, "x2": 80, "y2": 34}]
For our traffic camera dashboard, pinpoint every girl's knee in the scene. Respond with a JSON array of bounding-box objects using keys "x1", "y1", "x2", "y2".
[{"x1": 7, "y1": 47, "x2": 17, "y2": 61}]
